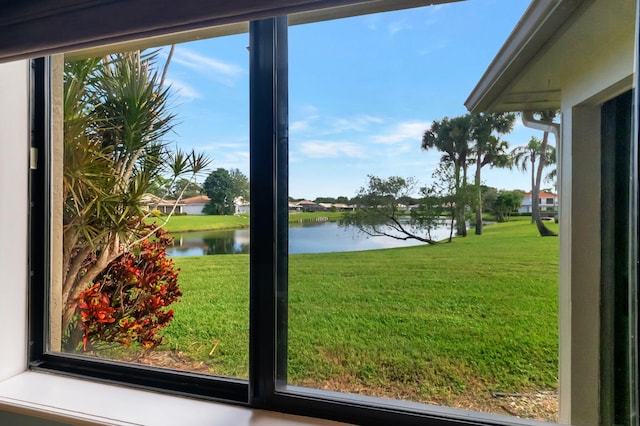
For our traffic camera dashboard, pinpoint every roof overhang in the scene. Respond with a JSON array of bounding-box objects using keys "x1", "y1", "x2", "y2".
[
  {"x1": 465, "y1": 0, "x2": 636, "y2": 113},
  {"x1": 65, "y1": 0, "x2": 462, "y2": 60},
  {"x1": 0, "y1": 0, "x2": 462, "y2": 62}
]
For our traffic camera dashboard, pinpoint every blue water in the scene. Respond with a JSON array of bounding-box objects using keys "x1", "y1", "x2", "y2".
[{"x1": 166, "y1": 220, "x2": 453, "y2": 257}]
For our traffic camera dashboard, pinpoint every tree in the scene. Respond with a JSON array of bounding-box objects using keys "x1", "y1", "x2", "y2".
[
  {"x1": 510, "y1": 112, "x2": 558, "y2": 237},
  {"x1": 203, "y1": 168, "x2": 235, "y2": 215},
  {"x1": 314, "y1": 197, "x2": 337, "y2": 204},
  {"x1": 229, "y1": 168, "x2": 250, "y2": 201},
  {"x1": 469, "y1": 112, "x2": 515, "y2": 234},
  {"x1": 492, "y1": 191, "x2": 524, "y2": 222},
  {"x1": 148, "y1": 176, "x2": 203, "y2": 199},
  {"x1": 147, "y1": 175, "x2": 173, "y2": 197},
  {"x1": 510, "y1": 136, "x2": 555, "y2": 223},
  {"x1": 481, "y1": 186, "x2": 498, "y2": 214},
  {"x1": 422, "y1": 115, "x2": 473, "y2": 237},
  {"x1": 62, "y1": 50, "x2": 211, "y2": 347},
  {"x1": 341, "y1": 176, "x2": 440, "y2": 244},
  {"x1": 429, "y1": 161, "x2": 458, "y2": 242},
  {"x1": 170, "y1": 178, "x2": 204, "y2": 199},
  {"x1": 531, "y1": 111, "x2": 558, "y2": 237},
  {"x1": 203, "y1": 168, "x2": 249, "y2": 215}
]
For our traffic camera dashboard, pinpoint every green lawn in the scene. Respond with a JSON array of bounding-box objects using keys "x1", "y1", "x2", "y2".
[
  {"x1": 147, "y1": 211, "x2": 344, "y2": 233},
  {"x1": 163, "y1": 217, "x2": 559, "y2": 405},
  {"x1": 147, "y1": 214, "x2": 250, "y2": 233}
]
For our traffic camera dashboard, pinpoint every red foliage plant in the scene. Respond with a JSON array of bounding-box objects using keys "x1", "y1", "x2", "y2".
[{"x1": 75, "y1": 228, "x2": 182, "y2": 352}]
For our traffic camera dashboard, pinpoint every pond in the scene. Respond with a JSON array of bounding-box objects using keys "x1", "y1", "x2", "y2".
[{"x1": 166, "y1": 220, "x2": 455, "y2": 257}]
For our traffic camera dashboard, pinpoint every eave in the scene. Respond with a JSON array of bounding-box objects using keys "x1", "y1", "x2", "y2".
[
  {"x1": 0, "y1": 0, "x2": 462, "y2": 62},
  {"x1": 465, "y1": 0, "x2": 586, "y2": 113}
]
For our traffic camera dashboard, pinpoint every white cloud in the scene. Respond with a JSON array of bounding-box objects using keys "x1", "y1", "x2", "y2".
[
  {"x1": 193, "y1": 141, "x2": 246, "y2": 151},
  {"x1": 298, "y1": 141, "x2": 366, "y2": 159},
  {"x1": 388, "y1": 20, "x2": 412, "y2": 35},
  {"x1": 418, "y1": 39, "x2": 447, "y2": 56},
  {"x1": 215, "y1": 150, "x2": 250, "y2": 171},
  {"x1": 329, "y1": 114, "x2": 384, "y2": 134},
  {"x1": 373, "y1": 121, "x2": 431, "y2": 144},
  {"x1": 291, "y1": 104, "x2": 321, "y2": 134},
  {"x1": 291, "y1": 120, "x2": 312, "y2": 132},
  {"x1": 164, "y1": 78, "x2": 202, "y2": 101},
  {"x1": 172, "y1": 47, "x2": 245, "y2": 86}
]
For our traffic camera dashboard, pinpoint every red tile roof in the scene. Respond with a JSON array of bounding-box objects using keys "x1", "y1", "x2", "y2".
[
  {"x1": 524, "y1": 191, "x2": 556, "y2": 198},
  {"x1": 181, "y1": 195, "x2": 210, "y2": 204}
]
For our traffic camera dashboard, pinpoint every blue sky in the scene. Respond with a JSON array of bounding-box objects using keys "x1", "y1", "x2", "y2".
[{"x1": 161, "y1": 0, "x2": 553, "y2": 200}]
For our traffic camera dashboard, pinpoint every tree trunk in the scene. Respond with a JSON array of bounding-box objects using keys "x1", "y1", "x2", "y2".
[
  {"x1": 448, "y1": 212, "x2": 454, "y2": 242},
  {"x1": 454, "y1": 163, "x2": 467, "y2": 237},
  {"x1": 474, "y1": 153, "x2": 482, "y2": 235},
  {"x1": 457, "y1": 164, "x2": 468, "y2": 237},
  {"x1": 533, "y1": 131, "x2": 558, "y2": 237},
  {"x1": 61, "y1": 238, "x2": 119, "y2": 350},
  {"x1": 530, "y1": 158, "x2": 535, "y2": 223}
]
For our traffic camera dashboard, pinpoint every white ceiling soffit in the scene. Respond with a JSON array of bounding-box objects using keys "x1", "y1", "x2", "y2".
[
  {"x1": 465, "y1": 0, "x2": 636, "y2": 113},
  {"x1": 0, "y1": 0, "x2": 460, "y2": 63}
]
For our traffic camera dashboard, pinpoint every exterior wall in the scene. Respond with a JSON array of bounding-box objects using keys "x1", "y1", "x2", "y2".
[
  {"x1": 518, "y1": 195, "x2": 557, "y2": 213},
  {"x1": 539, "y1": 196, "x2": 558, "y2": 212},
  {"x1": 559, "y1": 104, "x2": 602, "y2": 425},
  {"x1": 157, "y1": 205, "x2": 183, "y2": 214},
  {"x1": 556, "y1": 29, "x2": 634, "y2": 424},
  {"x1": 235, "y1": 204, "x2": 250, "y2": 215},
  {"x1": 184, "y1": 204, "x2": 206, "y2": 215},
  {"x1": 518, "y1": 197, "x2": 532, "y2": 213},
  {"x1": 0, "y1": 60, "x2": 29, "y2": 381}
]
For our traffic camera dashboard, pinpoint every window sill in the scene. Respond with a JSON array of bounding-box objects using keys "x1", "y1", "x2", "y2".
[{"x1": 0, "y1": 371, "x2": 345, "y2": 425}]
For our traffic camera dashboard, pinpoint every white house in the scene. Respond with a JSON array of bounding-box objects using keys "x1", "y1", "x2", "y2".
[
  {"x1": 181, "y1": 195, "x2": 210, "y2": 215},
  {"x1": 518, "y1": 191, "x2": 558, "y2": 213},
  {"x1": 140, "y1": 193, "x2": 184, "y2": 214},
  {"x1": 234, "y1": 196, "x2": 250, "y2": 215}
]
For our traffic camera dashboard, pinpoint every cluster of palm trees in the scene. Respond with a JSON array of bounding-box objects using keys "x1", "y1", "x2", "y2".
[{"x1": 422, "y1": 111, "x2": 557, "y2": 237}]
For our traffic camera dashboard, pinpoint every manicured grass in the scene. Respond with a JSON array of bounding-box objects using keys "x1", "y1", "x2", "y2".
[
  {"x1": 163, "y1": 217, "x2": 559, "y2": 402},
  {"x1": 163, "y1": 254, "x2": 250, "y2": 377},
  {"x1": 147, "y1": 214, "x2": 250, "y2": 233},
  {"x1": 148, "y1": 211, "x2": 344, "y2": 233}
]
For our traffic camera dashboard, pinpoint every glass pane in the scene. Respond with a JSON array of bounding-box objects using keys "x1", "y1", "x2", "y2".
[
  {"x1": 286, "y1": 1, "x2": 564, "y2": 421},
  {"x1": 51, "y1": 28, "x2": 251, "y2": 378}
]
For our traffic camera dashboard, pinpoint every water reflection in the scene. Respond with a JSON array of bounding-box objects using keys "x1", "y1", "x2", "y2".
[
  {"x1": 167, "y1": 221, "x2": 453, "y2": 257},
  {"x1": 203, "y1": 230, "x2": 250, "y2": 255}
]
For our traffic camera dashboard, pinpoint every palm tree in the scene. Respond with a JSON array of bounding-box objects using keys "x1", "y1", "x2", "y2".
[
  {"x1": 531, "y1": 110, "x2": 558, "y2": 236},
  {"x1": 470, "y1": 112, "x2": 515, "y2": 234},
  {"x1": 62, "y1": 50, "x2": 210, "y2": 346},
  {"x1": 510, "y1": 136, "x2": 555, "y2": 223},
  {"x1": 422, "y1": 115, "x2": 472, "y2": 237}
]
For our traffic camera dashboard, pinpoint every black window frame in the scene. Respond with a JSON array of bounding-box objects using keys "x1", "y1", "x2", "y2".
[{"x1": 26, "y1": 4, "x2": 640, "y2": 425}]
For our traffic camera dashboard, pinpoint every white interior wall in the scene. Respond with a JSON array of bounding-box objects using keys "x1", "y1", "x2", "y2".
[{"x1": 0, "y1": 60, "x2": 29, "y2": 382}]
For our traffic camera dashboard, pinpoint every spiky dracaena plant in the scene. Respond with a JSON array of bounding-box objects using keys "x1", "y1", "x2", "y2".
[{"x1": 62, "y1": 50, "x2": 210, "y2": 350}]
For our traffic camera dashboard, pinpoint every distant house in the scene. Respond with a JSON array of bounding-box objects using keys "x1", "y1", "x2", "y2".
[
  {"x1": 332, "y1": 203, "x2": 355, "y2": 211},
  {"x1": 181, "y1": 195, "x2": 210, "y2": 215},
  {"x1": 288, "y1": 203, "x2": 302, "y2": 213},
  {"x1": 141, "y1": 193, "x2": 184, "y2": 214},
  {"x1": 234, "y1": 196, "x2": 250, "y2": 215},
  {"x1": 289, "y1": 200, "x2": 355, "y2": 212},
  {"x1": 293, "y1": 200, "x2": 326, "y2": 212},
  {"x1": 518, "y1": 191, "x2": 558, "y2": 213}
]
